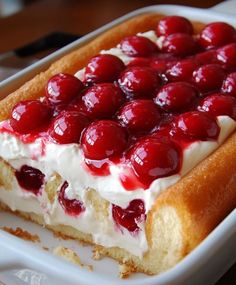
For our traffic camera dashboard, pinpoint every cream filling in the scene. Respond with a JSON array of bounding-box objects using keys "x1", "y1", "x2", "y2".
[{"x1": 0, "y1": 116, "x2": 235, "y2": 257}]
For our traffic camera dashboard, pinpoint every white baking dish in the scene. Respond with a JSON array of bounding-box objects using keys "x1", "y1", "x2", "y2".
[{"x1": 0, "y1": 1, "x2": 236, "y2": 284}]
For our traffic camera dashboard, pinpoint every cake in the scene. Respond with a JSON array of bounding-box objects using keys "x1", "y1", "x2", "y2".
[{"x1": 0, "y1": 13, "x2": 236, "y2": 275}]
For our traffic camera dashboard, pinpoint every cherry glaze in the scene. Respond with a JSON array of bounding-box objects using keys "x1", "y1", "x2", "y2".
[
  {"x1": 118, "y1": 99, "x2": 161, "y2": 134},
  {"x1": 173, "y1": 111, "x2": 220, "y2": 140},
  {"x1": 199, "y1": 22, "x2": 236, "y2": 49},
  {"x1": 198, "y1": 94, "x2": 236, "y2": 120},
  {"x1": 130, "y1": 137, "x2": 181, "y2": 185},
  {"x1": 46, "y1": 73, "x2": 84, "y2": 105},
  {"x1": 192, "y1": 64, "x2": 225, "y2": 92},
  {"x1": 154, "y1": 82, "x2": 198, "y2": 112},
  {"x1": 81, "y1": 120, "x2": 128, "y2": 160},
  {"x1": 222, "y1": 72, "x2": 236, "y2": 97},
  {"x1": 84, "y1": 54, "x2": 125, "y2": 84},
  {"x1": 161, "y1": 33, "x2": 197, "y2": 56},
  {"x1": 15, "y1": 165, "x2": 45, "y2": 195},
  {"x1": 10, "y1": 100, "x2": 51, "y2": 134},
  {"x1": 112, "y1": 199, "x2": 145, "y2": 232},
  {"x1": 79, "y1": 83, "x2": 125, "y2": 119},
  {"x1": 119, "y1": 35, "x2": 158, "y2": 57},
  {"x1": 49, "y1": 111, "x2": 90, "y2": 144},
  {"x1": 166, "y1": 59, "x2": 199, "y2": 82},
  {"x1": 156, "y1": 16, "x2": 193, "y2": 36},
  {"x1": 217, "y1": 43, "x2": 236, "y2": 70},
  {"x1": 58, "y1": 181, "x2": 85, "y2": 216},
  {"x1": 118, "y1": 66, "x2": 161, "y2": 99}
]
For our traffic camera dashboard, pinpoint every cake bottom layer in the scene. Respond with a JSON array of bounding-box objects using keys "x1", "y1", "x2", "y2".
[{"x1": 0, "y1": 200, "x2": 183, "y2": 276}]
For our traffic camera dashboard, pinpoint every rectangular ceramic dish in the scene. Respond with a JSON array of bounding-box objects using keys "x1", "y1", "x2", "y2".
[{"x1": 0, "y1": 2, "x2": 236, "y2": 284}]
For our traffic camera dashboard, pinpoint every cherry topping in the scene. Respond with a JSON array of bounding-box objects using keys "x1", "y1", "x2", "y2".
[
  {"x1": 81, "y1": 120, "x2": 128, "y2": 160},
  {"x1": 156, "y1": 16, "x2": 193, "y2": 36},
  {"x1": 84, "y1": 54, "x2": 125, "y2": 84},
  {"x1": 195, "y1": 50, "x2": 218, "y2": 65},
  {"x1": 199, "y1": 22, "x2": 236, "y2": 49},
  {"x1": 112, "y1": 199, "x2": 145, "y2": 232},
  {"x1": 192, "y1": 64, "x2": 225, "y2": 92},
  {"x1": 10, "y1": 100, "x2": 51, "y2": 134},
  {"x1": 15, "y1": 165, "x2": 45, "y2": 195},
  {"x1": 127, "y1": 57, "x2": 151, "y2": 68},
  {"x1": 118, "y1": 100, "x2": 161, "y2": 134},
  {"x1": 222, "y1": 72, "x2": 236, "y2": 97},
  {"x1": 154, "y1": 82, "x2": 198, "y2": 112},
  {"x1": 118, "y1": 66, "x2": 161, "y2": 99},
  {"x1": 198, "y1": 94, "x2": 236, "y2": 120},
  {"x1": 130, "y1": 138, "x2": 181, "y2": 185},
  {"x1": 58, "y1": 181, "x2": 85, "y2": 216},
  {"x1": 166, "y1": 59, "x2": 199, "y2": 82},
  {"x1": 46, "y1": 73, "x2": 84, "y2": 105},
  {"x1": 49, "y1": 111, "x2": 90, "y2": 144},
  {"x1": 80, "y1": 83, "x2": 124, "y2": 119},
  {"x1": 217, "y1": 43, "x2": 236, "y2": 70},
  {"x1": 119, "y1": 35, "x2": 158, "y2": 57},
  {"x1": 161, "y1": 33, "x2": 197, "y2": 56},
  {"x1": 174, "y1": 111, "x2": 220, "y2": 140}
]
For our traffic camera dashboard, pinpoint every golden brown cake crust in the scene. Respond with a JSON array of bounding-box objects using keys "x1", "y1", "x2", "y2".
[
  {"x1": 0, "y1": 12, "x2": 235, "y2": 275},
  {"x1": 0, "y1": 13, "x2": 204, "y2": 121}
]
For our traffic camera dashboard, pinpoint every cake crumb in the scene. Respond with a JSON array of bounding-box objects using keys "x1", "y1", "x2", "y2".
[
  {"x1": 53, "y1": 246, "x2": 93, "y2": 271},
  {"x1": 43, "y1": 246, "x2": 49, "y2": 251},
  {"x1": 119, "y1": 263, "x2": 133, "y2": 279},
  {"x1": 92, "y1": 245, "x2": 104, "y2": 260},
  {"x1": 2, "y1": 227, "x2": 40, "y2": 243},
  {"x1": 52, "y1": 231, "x2": 88, "y2": 246},
  {"x1": 53, "y1": 231, "x2": 72, "y2": 240}
]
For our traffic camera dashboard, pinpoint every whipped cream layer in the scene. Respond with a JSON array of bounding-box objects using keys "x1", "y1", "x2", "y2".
[{"x1": 0, "y1": 116, "x2": 235, "y2": 257}]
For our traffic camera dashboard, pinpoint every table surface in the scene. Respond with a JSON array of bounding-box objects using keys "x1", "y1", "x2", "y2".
[{"x1": 0, "y1": 0, "x2": 235, "y2": 284}]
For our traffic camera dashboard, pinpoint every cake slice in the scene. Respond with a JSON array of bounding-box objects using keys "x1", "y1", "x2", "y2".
[{"x1": 0, "y1": 13, "x2": 236, "y2": 275}]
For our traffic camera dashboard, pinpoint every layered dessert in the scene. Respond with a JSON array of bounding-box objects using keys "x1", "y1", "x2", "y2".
[{"x1": 0, "y1": 13, "x2": 236, "y2": 275}]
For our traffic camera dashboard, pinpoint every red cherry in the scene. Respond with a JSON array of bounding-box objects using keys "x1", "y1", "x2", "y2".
[
  {"x1": 195, "y1": 50, "x2": 218, "y2": 65},
  {"x1": 130, "y1": 138, "x2": 181, "y2": 185},
  {"x1": 10, "y1": 100, "x2": 51, "y2": 134},
  {"x1": 217, "y1": 43, "x2": 236, "y2": 70},
  {"x1": 127, "y1": 57, "x2": 151, "y2": 68},
  {"x1": 174, "y1": 111, "x2": 220, "y2": 140},
  {"x1": 222, "y1": 72, "x2": 236, "y2": 97},
  {"x1": 49, "y1": 111, "x2": 89, "y2": 144},
  {"x1": 15, "y1": 165, "x2": 45, "y2": 195},
  {"x1": 118, "y1": 66, "x2": 161, "y2": 99},
  {"x1": 161, "y1": 33, "x2": 197, "y2": 56},
  {"x1": 156, "y1": 16, "x2": 193, "y2": 36},
  {"x1": 166, "y1": 59, "x2": 199, "y2": 82},
  {"x1": 46, "y1": 73, "x2": 84, "y2": 105},
  {"x1": 79, "y1": 83, "x2": 124, "y2": 119},
  {"x1": 154, "y1": 82, "x2": 198, "y2": 112},
  {"x1": 84, "y1": 54, "x2": 125, "y2": 84},
  {"x1": 118, "y1": 100, "x2": 161, "y2": 134},
  {"x1": 81, "y1": 120, "x2": 128, "y2": 160},
  {"x1": 58, "y1": 181, "x2": 85, "y2": 216},
  {"x1": 112, "y1": 199, "x2": 145, "y2": 232},
  {"x1": 198, "y1": 94, "x2": 236, "y2": 120},
  {"x1": 150, "y1": 57, "x2": 177, "y2": 74},
  {"x1": 192, "y1": 64, "x2": 225, "y2": 92},
  {"x1": 119, "y1": 35, "x2": 158, "y2": 57},
  {"x1": 199, "y1": 22, "x2": 236, "y2": 49}
]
